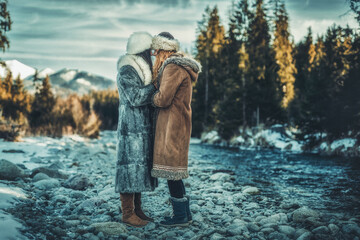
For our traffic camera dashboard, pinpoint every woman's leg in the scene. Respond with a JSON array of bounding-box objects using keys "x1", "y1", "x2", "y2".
[{"x1": 167, "y1": 180, "x2": 185, "y2": 198}]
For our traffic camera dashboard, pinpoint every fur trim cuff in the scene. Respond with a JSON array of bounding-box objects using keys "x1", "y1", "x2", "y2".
[
  {"x1": 151, "y1": 35, "x2": 180, "y2": 51},
  {"x1": 127, "y1": 31, "x2": 152, "y2": 54},
  {"x1": 151, "y1": 168, "x2": 189, "y2": 180}
]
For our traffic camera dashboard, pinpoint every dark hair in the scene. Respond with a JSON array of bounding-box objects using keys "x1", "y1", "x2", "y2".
[{"x1": 136, "y1": 49, "x2": 152, "y2": 72}]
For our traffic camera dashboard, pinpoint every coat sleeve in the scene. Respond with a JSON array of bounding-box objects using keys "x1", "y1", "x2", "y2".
[
  {"x1": 152, "y1": 64, "x2": 185, "y2": 108},
  {"x1": 117, "y1": 66, "x2": 156, "y2": 107}
]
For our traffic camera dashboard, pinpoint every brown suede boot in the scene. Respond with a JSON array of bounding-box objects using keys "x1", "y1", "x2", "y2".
[
  {"x1": 134, "y1": 193, "x2": 154, "y2": 222},
  {"x1": 120, "y1": 193, "x2": 148, "y2": 227}
]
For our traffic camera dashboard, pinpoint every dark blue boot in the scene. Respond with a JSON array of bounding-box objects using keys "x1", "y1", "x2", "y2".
[
  {"x1": 160, "y1": 197, "x2": 189, "y2": 227},
  {"x1": 164, "y1": 195, "x2": 192, "y2": 223},
  {"x1": 185, "y1": 195, "x2": 192, "y2": 223}
]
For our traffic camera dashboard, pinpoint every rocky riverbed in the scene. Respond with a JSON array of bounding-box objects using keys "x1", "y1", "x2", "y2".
[{"x1": 0, "y1": 131, "x2": 359, "y2": 240}]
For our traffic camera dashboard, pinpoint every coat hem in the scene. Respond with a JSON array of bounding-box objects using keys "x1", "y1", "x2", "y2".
[{"x1": 151, "y1": 168, "x2": 189, "y2": 180}]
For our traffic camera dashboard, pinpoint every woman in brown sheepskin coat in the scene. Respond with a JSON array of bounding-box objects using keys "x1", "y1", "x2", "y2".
[{"x1": 150, "y1": 32, "x2": 201, "y2": 227}]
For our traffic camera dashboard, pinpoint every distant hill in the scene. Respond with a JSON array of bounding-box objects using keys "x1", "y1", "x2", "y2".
[{"x1": 0, "y1": 60, "x2": 116, "y2": 96}]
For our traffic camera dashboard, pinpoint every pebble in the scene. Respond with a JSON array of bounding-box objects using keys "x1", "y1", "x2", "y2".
[
  {"x1": 242, "y1": 186, "x2": 260, "y2": 195},
  {"x1": 33, "y1": 178, "x2": 60, "y2": 190},
  {"x1": 32, "y1": 172, "x2": 50, "y2": 182},
  {"x1": 328, "y1": 223, "x2": 339, "y2": 234},
  {"x1": 312, "y1": 226, "x2": 329, "y2": 234},
  {"x1": 278, "y1": 225, "x2": 295, "y2": 236},
  {"x1": 90, "y1": 222, "x2": 127, "y2": 236},
  {"x1": 64, "y1": 174, "x2": 91, "y2": 190},
  {"x1": 0, "y1": 159, "x2": 25, "y2": 180},
  {"x1": 296, "y1": 231, "x2": 312, "y2": 240},
  {"x1": 292, "y1": 207, "x2": 319, "y2": 223}
]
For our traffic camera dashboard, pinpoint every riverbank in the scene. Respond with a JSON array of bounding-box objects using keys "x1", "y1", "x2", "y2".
[
  {"x1": 0, "y1": 131, "x2": 359, "y2": 239},
  {"x1": 201, "y1": 124, "x2": 360, "y2": 158}
]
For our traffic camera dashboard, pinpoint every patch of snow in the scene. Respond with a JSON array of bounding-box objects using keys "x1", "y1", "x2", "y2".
[
  {"x1": 0, "y1": 183, "x2": 27, "y2": 239},
  {"x1": 202, "y1": 130, "x2": 221, "y2": 143},
  {"x1": 235, "y1": 136, "x2": 245, "y2": 144},
  {"x1": 0, "y1": 60, "x2": 36, "y2": 79},
  {"x1": 38, "y1": 68, "x2": 55, "y2": 78},
  {"x1": 319, "y1": 142, "x2": 328, "y2": 151},
  {"x1": 76, "y1": 78, "x2": 92, "y2": 87},
  {"x1": 190, "y1": 138, "x2": 201, "y2": 144},
  {"x1": 0, "y1": 183, "x2": 27, "y2": 209},
  {"x1": 0, "y1": 210, "x2": 26, "y2": 240},
  {"x1": 330, "y1": 138, "x2": 357, "y2": 151},
  {"x1": 60, "y1": 70, "x2": 77, "y2": 82}
]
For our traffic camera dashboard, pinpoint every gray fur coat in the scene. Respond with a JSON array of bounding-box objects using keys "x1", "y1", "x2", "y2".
[{"x1": 115, "y1": 54, "x2": 158, "y2": 193}]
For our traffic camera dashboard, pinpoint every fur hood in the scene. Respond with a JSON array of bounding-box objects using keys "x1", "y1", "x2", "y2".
[
  {"x1": 157, "y1": 53, "x2": 202, "y2": 82},
  {"x1": 127, "y1": 31, "x2": 152, "y2": 55},
  {"x1": 151, "y1": 35, "x2": 180, "y2": 52},
  {"x1": 117, "y1": 54, "x2": 152, "y2": 85}
]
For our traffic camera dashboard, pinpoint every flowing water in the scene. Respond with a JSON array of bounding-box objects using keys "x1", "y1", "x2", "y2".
[{"x1": 189, "y1": 143, "x2": 360, "y2": 216}]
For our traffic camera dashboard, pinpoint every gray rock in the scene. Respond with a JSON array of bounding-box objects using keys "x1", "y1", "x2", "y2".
[
  {"x1": 268, "y1": 232, "x2": 289, "y2": 240},
  {"x1": 75, "y1": 198, "x2": 105, "y2": 214},
  {"x1": 64, "y1": 174, "x2": 90, "y2": 190},
  {"x1": 328, "y1": 223, "x2": 339, "y2": 234},
  {"x1": 296, "y1": 232, "x2": 312, "y2": 240},
  {"x1": 227, "y1": 219, "x2": 248, "y2": 236},
  {"x1": 190, "y1": 204, "x2": 201, "y2": 213},
  {"x1": 82, "y1": 233, "x2": 99, "y2": 240},
  {"x1": 278, "y1": 225, "x2": 295, "y2": 237},
  {"x1": 210, "y1": 173, "x2": 231, "y2": 182},
  {"x1": 183, "y1": 230, "x2": 196, "y2": 239},
  {"x1": 33, "y1": 178, "x2": 60, "y2": 190},
  {"x1": 292, "y1": 207, "x2": 319, "y2": 223},
  {"x1": 32, "y1": 173, "x2": 50, "y2": 182},
  {"x1": 259, "y1": 213, "x2": 287, "y2": 225},
  {"x1": 48, "y1": 162, "x2": 65, "y2": 170},
  {"x1": 244, "y1": 202, "x2": 260, "y2": 210},
  {"x1": 70, "y1": 191, "x2": 86, "y2": 199},
  {"x1": 90, "y1": 222, "x2": 127, "y2": 236},
  {"x1": 242, "y1": 187, "x2": 260, "y2": 195},
  {"x1": 126, "y1": 235, "x2": 141, "y2": 240},
  {"x1": 144, "y1": 222, "x2": 155, "y2": 231},
  {"x1": 2, "y1": 149, "x2": 25, "y2": 153},
  {"x1": 210, "y1": 233, "x2": 225, "y2": 240},
  {"x1": 342, "y1": 223, "x2": 360, "y2": 235},
  {"x1": 312, "y1": 226, "x2": 329, "y2": 235},
  {"x1": 31, "y1": 167, "x2": 68, "y2": 179},
  {"x1": 261, "y1": 228, "x2": 275, "y2": 234},
  {"x1": 294, "y1": 228, "x2": 309, "y2": 239},
  {"x1": 247, "y1": 223, "x2": 260, "y2": 232},
  {"x1": 0, "y1": 159, "x2": 25, "y2": 180}
]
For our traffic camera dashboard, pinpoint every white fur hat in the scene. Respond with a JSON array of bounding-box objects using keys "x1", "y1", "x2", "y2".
[
  {"x1": 151, "y1": 32, "x2": 180, "y2": 51},
  {"x1": 126, "y1": 31, "x2": 153, "y2": 55}
]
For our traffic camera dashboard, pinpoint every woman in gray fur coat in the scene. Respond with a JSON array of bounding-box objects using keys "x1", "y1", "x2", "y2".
[{"x1": 115, "y1": 31, "x2": 158, "y2": 227}]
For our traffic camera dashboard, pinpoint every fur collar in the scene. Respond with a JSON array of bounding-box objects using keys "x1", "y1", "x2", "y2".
[
  {"x1": 157, "y1": 53, "x2": 202, "y2": 77},
  {"x1": 117, "y1": 54, "x2": 152, "y2": 85}
]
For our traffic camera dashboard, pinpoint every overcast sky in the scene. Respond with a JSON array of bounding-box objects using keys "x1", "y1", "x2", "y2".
[{"x1": 2, "y1": 0, "x2": 358, "y2": 80}]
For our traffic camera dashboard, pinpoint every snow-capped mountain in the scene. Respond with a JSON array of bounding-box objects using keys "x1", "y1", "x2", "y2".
[
  {"x1": 0, "y1": 60, "x2": 36, "y2": 79},
  {"x1": 0, "y1": 60, "x2": 116, "y2": 96}
]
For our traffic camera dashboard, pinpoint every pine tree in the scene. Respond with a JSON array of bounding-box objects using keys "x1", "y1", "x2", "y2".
[
  {"x1": 193, "y1": 6, "x2": 225, "y2": 136},
  {"x1": 0, "y1": 0, "x2": 11, "y2": 52},
  {"x1": 0, "y1": 71, "x2": 12, "y2": 119},
  {"x1": 273, "y1": 2, "x2": 296, "y2": 109},
  {"x1": 246, "y1": 0, "x2": 283, "y2": 126},
  {"x1": 30, "y1": 75, "x2": 55, "y2": 129},
  {"x1": 10, "y1": 75, "x2": 31, "y2": 122},
  {"x1": 349, "y1": 0, "x2": 360, "y2": 23},
  {"x1": 216, "y1": 5, "x2": 242, "y2": 139}
]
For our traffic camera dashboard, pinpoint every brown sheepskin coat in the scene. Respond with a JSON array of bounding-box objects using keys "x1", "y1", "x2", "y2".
[{"x1": 151, "y1": 54, "x2": 201, "y2": 180}]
